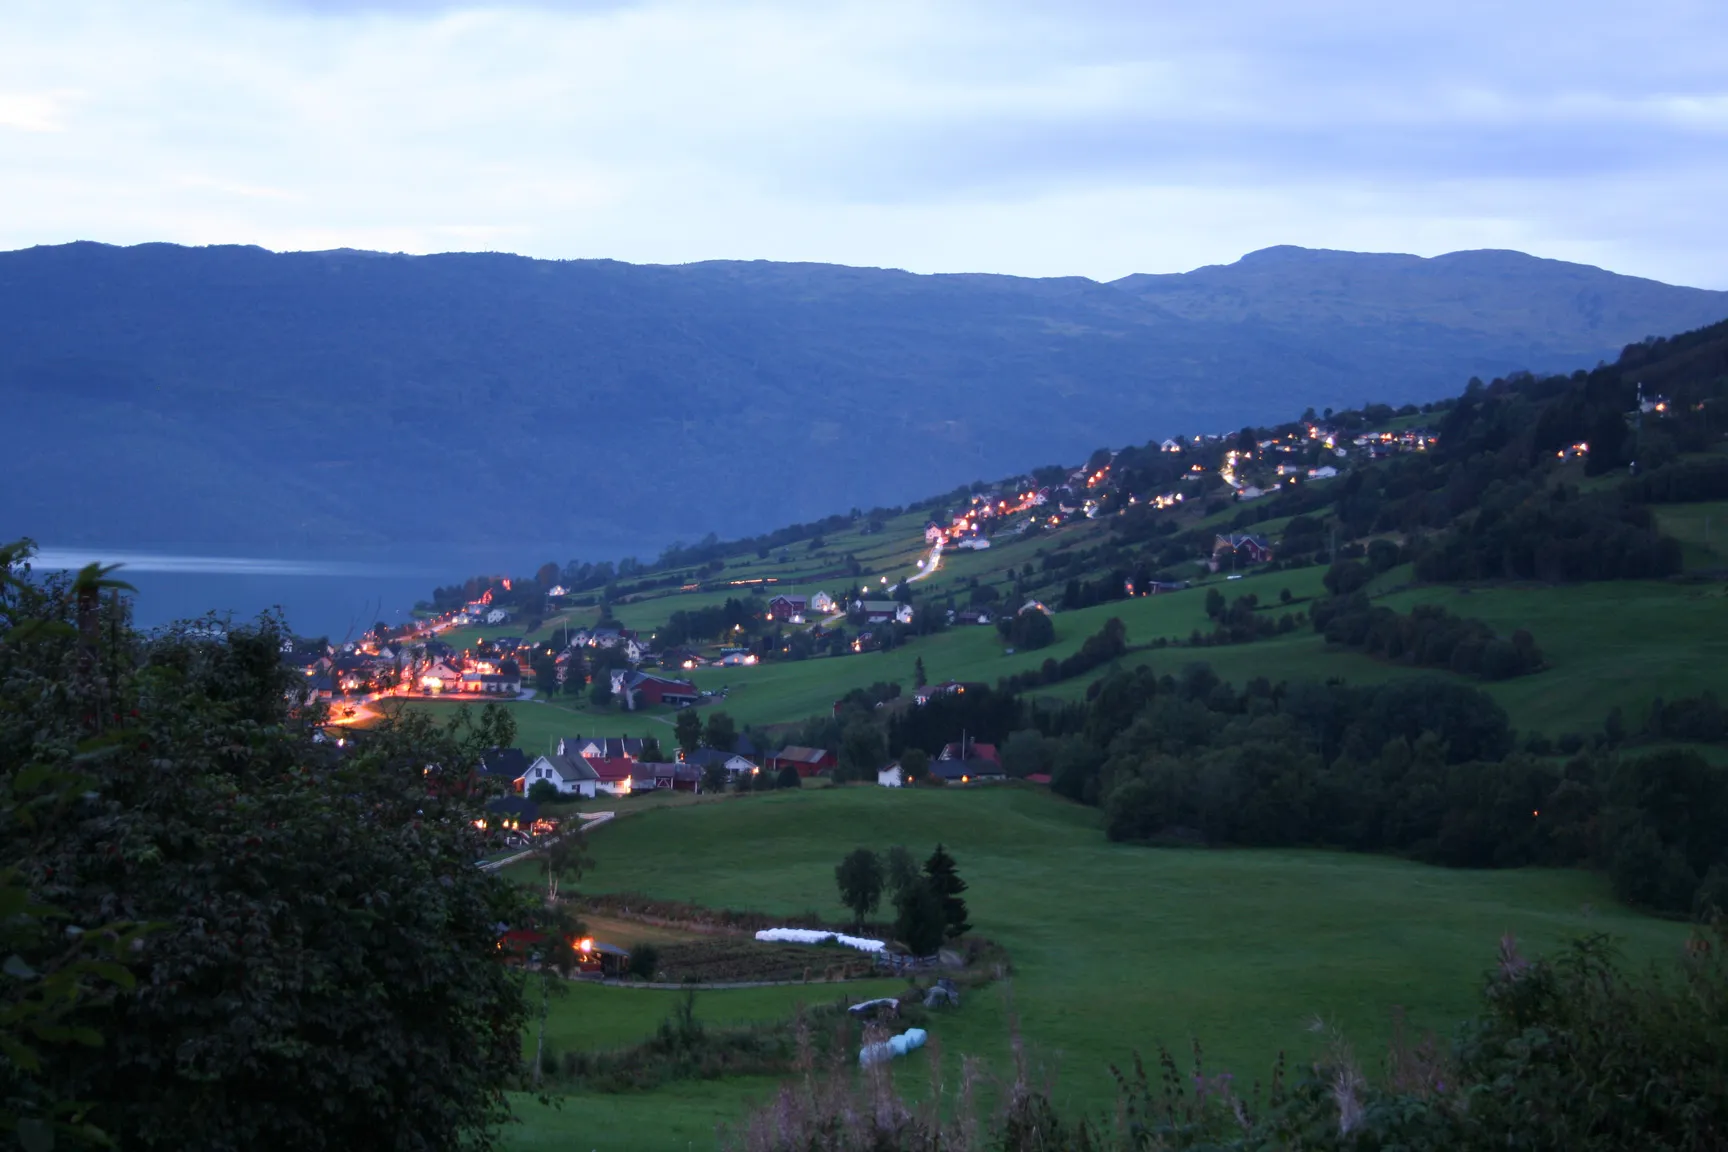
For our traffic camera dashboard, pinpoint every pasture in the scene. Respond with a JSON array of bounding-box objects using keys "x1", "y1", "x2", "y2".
[{"x1": 505, "y1": 786, "x2": 1687, "y2": 1150}]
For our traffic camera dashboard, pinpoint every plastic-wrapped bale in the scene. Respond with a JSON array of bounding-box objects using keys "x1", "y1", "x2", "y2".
[
  {"x1": 858, "y1": 1028, "x2": 928, "y2": 1066},
  {"x1": 858, "y1": 1040, "x2": 893, "y2": 1067}
]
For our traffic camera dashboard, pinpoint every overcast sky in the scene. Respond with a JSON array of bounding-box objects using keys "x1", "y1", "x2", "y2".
[{"x1": 3, "y1": 0, "x2": 1725, "y2": 285}]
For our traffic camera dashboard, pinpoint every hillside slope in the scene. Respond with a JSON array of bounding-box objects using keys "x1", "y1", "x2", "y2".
[{"x1": 4, "y1": 241, "x2": 1724, "y2": 558}]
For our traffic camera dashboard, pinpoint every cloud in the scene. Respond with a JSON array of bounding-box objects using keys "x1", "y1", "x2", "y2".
[
  {"x1": 0, "y1": 89, "x2": 79, "y2": 133},
  {"x1": 0, "y1": 0, "x2": 1725, "y2": 286}
]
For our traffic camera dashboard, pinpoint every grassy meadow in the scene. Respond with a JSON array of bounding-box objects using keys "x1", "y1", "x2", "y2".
[{"x1": 506, "y1": 786, "x2": 1687, "y2": 1151}]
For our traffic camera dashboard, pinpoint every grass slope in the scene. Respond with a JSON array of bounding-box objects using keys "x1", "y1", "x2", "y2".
[{"x1": 518, "y1": 786, "x2": 1682, "y2": 1150}]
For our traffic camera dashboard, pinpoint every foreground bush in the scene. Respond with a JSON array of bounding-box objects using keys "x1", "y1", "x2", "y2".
[
  {"x1": 0, "y1": 542, "x2": 533, "y2": 1151},
  {"x1": 731, "y1": 927, "x2": 1728, "y2": 1151}
]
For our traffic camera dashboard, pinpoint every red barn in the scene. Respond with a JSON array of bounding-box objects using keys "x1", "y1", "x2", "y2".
[
  {"x1": 768, "y1": 595, "x2": 808, "y2": 622},
  {"x1": 767, "y1": 745, "x2": 835, "y2": 778}
]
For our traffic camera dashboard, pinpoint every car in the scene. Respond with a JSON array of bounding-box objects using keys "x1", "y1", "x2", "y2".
[{"x1": 1226, "y1": 574, "x2": 1244, "y2": 580}]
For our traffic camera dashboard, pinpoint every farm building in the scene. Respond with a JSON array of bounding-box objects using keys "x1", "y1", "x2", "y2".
[
  {"x1": 1212, "y1": 533, "x2": 1274, "y2": 568},
  {"x1": 768, "y1": 595, "x2": 808, "y2": 623},
  {"x1": 767, "y1": 745, "x2": 835, "y2": 779},
  {"x1": 630, "y1": 762, "x2": 704, "y2": 792},
  {"x1": 615, "y1": 671, "x2": 700, "y2": 710}
]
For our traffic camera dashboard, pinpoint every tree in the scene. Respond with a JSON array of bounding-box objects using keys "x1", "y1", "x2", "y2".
[
  {"x1": 703, "y1": 710, "x2": 737, "y2": 753},
  {"x1": 894, "y1": 879, "x2": 946, "y2": 957},
  {"x1": 885, "y1": 845, "x2": 920, "y2": 898},
  {"x1": 0, "y1": 542, "x2": 534, "y2": 1151},
  {"x1": 923, "y1": 844, "x2": 971, "y2": 939},
  {"x1": 838, "y1": 720, "x2": 886, "y2": 782},
  {"x1": 701, "y1": 762, "x2": 729, "y2": 793},
  {"x1": 914, "y1": 657, "x2": 927, "y2": 689},
  {"x1": 538, "y1": 828, "x2": 592, "y2": 906},
  {"x1": 530, "y1": 651, "x2": 558, "y2": 697},
  {"x1": 639, "y1": 736, "x2": 663, "y2": 762},
  {"x1": 834, "y1": 848, "x2": 885, "y2": 927},
  {"x1": 776, "y1": 763, "x2": 802, "y2": 790},
  {"x1": 527, "y1": 779, "x2": 560, "y2": 805},
  {"x1": 674, "y1": 708, "x2": 703, "y2": 757},
  {"x1": 588, "y1": 675, "x2": 613, "y2": 708},
  {"x1": 900, "y1": 747, "x2": 930, "y2": 784}
]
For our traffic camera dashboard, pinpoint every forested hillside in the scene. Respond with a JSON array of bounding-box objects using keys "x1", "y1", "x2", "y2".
[{"x1": 4, "y1": 241, "x2": 1724, "y2": 558}]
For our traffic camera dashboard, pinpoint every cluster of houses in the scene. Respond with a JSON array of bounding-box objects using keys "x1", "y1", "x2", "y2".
[
  {"x1": 490, "y1": 736, "x2": 710, "y2": 800},
  {"x1": 877, "y1": 736, "x2": 1021, "y2": 787}
]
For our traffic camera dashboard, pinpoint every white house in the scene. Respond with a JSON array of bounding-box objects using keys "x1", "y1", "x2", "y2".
[
  {"x1": 954, "y1": 537, "x2": 991, "y2": 551},
  {"x1": 810, "y1": 590, "x2": 838, "y2": 614},
  {"x1": 523, "y1": 753, "x2": 600, "y2": 798},
  {"x1": 485, "y1": 608, "x2": 509, "y2": 625},
  {"x1": 1308, "y1": 465, "x2": 1339, "y2": 480},
  {"x1": 877, "y1": 763, "x2": 904, "y2": 788}
]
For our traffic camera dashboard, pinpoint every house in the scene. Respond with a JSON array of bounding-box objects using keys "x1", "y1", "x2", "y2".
[
  {"x1": 1307, "y1": 465, "x2": 1339, "y2": 480},
  {"x1": 877, "y1": 762, "x2": 904, "y2": 788},
  {"x1": 478, "y1": 747, "x2": 529, "y2": 788},
  {"x1": 583, "y1": 756, "x2": 638, "y2": 796},
  {"x1": 460, "y1": 671, "x2": 521, "y2": 695},
  {"x1": 1212, "y1": 534, "x2": 1274, "y2": 569},
  {"x1": 523, "y1": 753, "x2": 600, "y2": 798},
  {"x1": 914, "y1": 680, "x2": 984, "y2": 705},
  {"x1": 306, "y1": 673, "x2": 336, "y2": 701},
  {"x1": 616, "y1": 671, "x2": 700, "y2": 710},
  {"x1": 810, "y1": 591, "x2": 838, "y2": 614},
  {"x1": 953, "y1": 609, "x2": 992, "y2": 626},
  {"x1": 418, "y1": 660, "x2": 465, "y2": 693},
  {"x1": 953, "y1": 537, "x2": 991, "y2": 551},
  {"x1": 1024, "y1": 773, "x2": 1052, "y2": 786},
  {"x1": 929, "y1": 759, "x2": 1005, "y2": 784},
  {"x1": 766, "y1": 745, "x2": 835, "y2": 779},
  {"x1": 940, "y1": 738, "x2": 999, "y2": 765},
  {"x1": 684, "y1": 747, "x2": 758, "y2": 779},
  {"x1": 485, "y1": 796, "x2": 539, "y2": 832},
  {"x1": 485, "y1": 608, "x2": 510, "y2": 625},
  {"x1": 857, "y1": 601, "x2": 914, "y2": 625},
  {"x1": 768, "y1": 594, "x2": 808, "y2": 623}
]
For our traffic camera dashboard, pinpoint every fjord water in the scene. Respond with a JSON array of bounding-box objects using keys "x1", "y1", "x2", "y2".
[{"x1": 33, "y1": 549, "x2": 448, "y2": 640}]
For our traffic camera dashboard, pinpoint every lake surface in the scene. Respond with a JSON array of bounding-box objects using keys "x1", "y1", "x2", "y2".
[{"x1": 32, "y1": 549, "x2": 455, "y2": 640}]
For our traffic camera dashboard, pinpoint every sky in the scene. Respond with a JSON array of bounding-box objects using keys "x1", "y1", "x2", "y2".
[{"x1": 3, "y1": 0, "x2": 1726, "y2": 285}]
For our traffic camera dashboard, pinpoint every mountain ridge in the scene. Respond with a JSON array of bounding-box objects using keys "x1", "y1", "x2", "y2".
[{"x1": 4, "y1": 240, "x2": 1725, "y2": 561}]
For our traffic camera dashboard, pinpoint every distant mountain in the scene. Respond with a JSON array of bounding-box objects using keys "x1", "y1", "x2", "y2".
[{"x1": 3, "y1": 241, "x2": 1724, "y2": 561}]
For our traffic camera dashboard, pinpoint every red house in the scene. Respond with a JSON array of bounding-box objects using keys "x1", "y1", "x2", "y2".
[
  {"x1": 766, "y1": 745, "x2": 835, "y2": 778},
  {"x1": 768, "y1": 595, "x2": 808, "y2": 622}
]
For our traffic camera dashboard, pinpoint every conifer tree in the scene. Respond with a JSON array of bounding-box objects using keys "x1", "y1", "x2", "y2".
[{"x1": 923, "y1": 843, "x2": 971, "y2": 939}]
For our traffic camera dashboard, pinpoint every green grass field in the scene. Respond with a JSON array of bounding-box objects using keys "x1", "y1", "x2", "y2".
[
  {"x1": 392, "y1": 697, "x2": 680, "y2": 756},
  {"x1": 506, "y1": 786, "x2": 1687, "y2": 1151}
]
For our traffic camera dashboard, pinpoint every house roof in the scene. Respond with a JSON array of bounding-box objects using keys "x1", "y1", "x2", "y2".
[
  {"x1": 685, "y1": 747, "x2": 751, "y2": 769},
  {"x1": 771, "y1": 745, "x2": 831, "y2": 765},
  {"x1": 479, "y1": 747, "x2": 529, "y2": 779},
  {"x1": 561, "y1": 736, "x2": 646, "y2": 760},
  {"x1": 531, "y1": 753, "x2": 598, "y2": 783},
  {"x1": 583, "y1": 755, "x2": 636, "y2": 781},
  {"x1": 769, "y1": 594, "x2": 808, "y2": 607},
  {"x1": 940, "y1": 741, "x2": 999, "y2": 764},
  {"x1": 487, "y1": 796, "x2": 539, "y2": 820},
  {"x1": 930, "y1": 759, "x2": 1004, "y2": 780},
  {"x1": 858, "y1": 600, "x2": 902, "y2": 613}
]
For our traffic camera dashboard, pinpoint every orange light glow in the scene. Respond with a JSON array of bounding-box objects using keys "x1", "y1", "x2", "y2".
[{"x1": 576, "y1": 937, "x2": 594, "y2": 953}]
